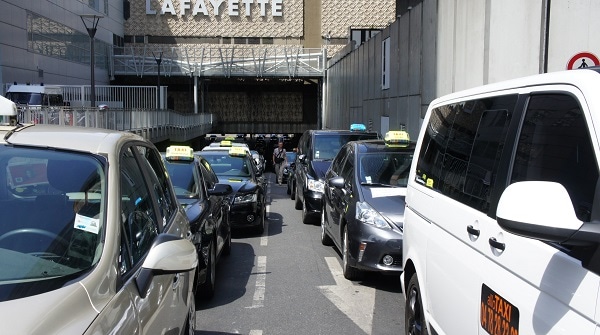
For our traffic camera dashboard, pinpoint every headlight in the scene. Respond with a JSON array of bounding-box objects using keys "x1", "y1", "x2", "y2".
[
  {"x1": 356, "y1": 201, "x2": 391, "y2": 229},
  {"x1": 307, "y1": 179, "x2": 324, "y2": 193},
  {"x1": 234, "y1": 193, "x2": 257, "y2": 204}
]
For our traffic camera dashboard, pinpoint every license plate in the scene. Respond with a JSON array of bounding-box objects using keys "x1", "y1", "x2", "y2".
[{"x1": 481, "y1": 284, "x2": 519, "y2": 335}]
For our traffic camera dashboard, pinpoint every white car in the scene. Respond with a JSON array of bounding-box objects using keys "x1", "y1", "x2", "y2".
[
  {"x1": 0, "y1": 99, "x2": 198, "y2": 334},
  {"x1": 402, "y1": 68, "x2": 600, "y2": 335}
]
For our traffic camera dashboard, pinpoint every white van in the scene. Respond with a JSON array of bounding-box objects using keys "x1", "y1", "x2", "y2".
[
  {"x1": 402, "y1": 68, "x2": 600, "y2": 335},
  {"x1": 5, "y1": 83, "x2": 64, "y2": 107}
]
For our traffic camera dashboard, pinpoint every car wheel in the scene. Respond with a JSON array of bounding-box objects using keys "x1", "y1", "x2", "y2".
[
  {"x1": 406, "y1": 273, "x2": 428, "y2": 335},
  {"x1": 223, "y1": 230, "x2": 232, "y2": 256},
  {"x1": 302, "y1": 198, "x2": 313, "y2": 224},
  {"x1": 198, "y1": 242, "x2": 216, "y2": 299},
  {"x1": 290, "y1": 181, "x2": 296, "y2": 200},
  {"x1": 294, "y1": 186, "x2": 302, "y2": 210},
  {"x1": 255, "y1": 206, "x2": 266, "y2": 234},
  {"x1": 320, "y1": 210, "x2": 333, "y2": 246},
  {"x1": 342, "y1": 225, "x2": 362, "y2": 280},
  {"x1": 185, "y1": 290, "x2": 196, "y2": 335}
]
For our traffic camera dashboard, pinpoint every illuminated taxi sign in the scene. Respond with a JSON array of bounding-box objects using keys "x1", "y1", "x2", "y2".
[
  {"x1": 385, "y1": 131, "x2": 410, "y2": 147},
  {"x1": 350, "y1": 123, "x2": 367, "y2": 132},
  {"x1": 220, "y1": 140, "x2": 233, "y2": 147},
  {"x1": 224, "y1": 136, "x2": 236, "y2": 141},
  {"x1": 166, "y1": 145, "x2": 194, "y2": 161},
  {"x1": 228, "y1": 147, "x2": 247, "y2": 157}
]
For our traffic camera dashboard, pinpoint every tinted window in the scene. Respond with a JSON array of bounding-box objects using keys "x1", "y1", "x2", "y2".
[
  {"x1": 511, "y1": 94, "x2": 598, "y2": 222},
  {"x1": 118, "y1": 147, "x2": 159, "y2": 275},
  {"x1": 416, "y1": 95, "x2": 517, "y2": 213},
  {"x1": 313, "y1": 133, "x2": 379, "y2": 160}
]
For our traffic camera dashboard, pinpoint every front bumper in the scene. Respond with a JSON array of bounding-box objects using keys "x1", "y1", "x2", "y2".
[
  {"x1": 303, "y1": 190, "x2": 323, "y2": 214},
  {"x1": 347, "y1": 222, "x2": 403, "y2": 273},
  {"x1": 229, "y1": 202, "x2": 264, "y2": 228}
]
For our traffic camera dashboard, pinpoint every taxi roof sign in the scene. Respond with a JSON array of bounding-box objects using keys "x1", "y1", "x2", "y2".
[
  {"x1": 350, "y1": 123, "x2": 367, "y2": 131},
  {"x1": 228, "y1": 146, "x2": 247, "y2": 157},
  {"x1": 220, "y1": 140, "x2": 232, "y2": 147},
  {"x1": 385, "y1": 131, "x2": 410, "y2": 147},
  {"x1": 166, "y1": 145, "x2": 194, "y2": 161}
]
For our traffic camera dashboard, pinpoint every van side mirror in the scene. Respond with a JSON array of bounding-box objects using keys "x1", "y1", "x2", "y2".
[{"x1": 497, "y1": 181, "x2": 592, "y2": 245}]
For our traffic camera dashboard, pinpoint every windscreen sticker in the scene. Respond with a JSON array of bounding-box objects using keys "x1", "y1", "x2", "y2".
[
  {"x1": 368, "y1": 188, "x2": 406, "y2": 198},
  {"x1": 74, "y1": 214, "x2": 100, "y2": 235}
]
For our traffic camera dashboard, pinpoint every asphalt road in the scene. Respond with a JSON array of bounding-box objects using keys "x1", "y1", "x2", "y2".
[{"x1": 195, "y1": 172, "x2": 405, "y2": 335}]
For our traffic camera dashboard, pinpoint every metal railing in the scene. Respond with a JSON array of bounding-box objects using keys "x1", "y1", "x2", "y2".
[
  {"x1": 16, "y1": 106, "x2": 215, "y2": 143},
  {"x1": 112, "y1": 45, "x2": 326, "y2": 78}
]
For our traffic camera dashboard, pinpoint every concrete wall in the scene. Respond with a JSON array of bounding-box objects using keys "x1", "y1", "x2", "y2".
[
  {"x1": 0, "y1": 0, "x2": 123, "y2": 88},
  {"x1": 324, "y1": 0, "x2": 600, "y2": 140}
]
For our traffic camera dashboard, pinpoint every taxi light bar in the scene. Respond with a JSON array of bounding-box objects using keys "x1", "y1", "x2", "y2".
[
  {"x1": 229, "y1": 146, "x2": 247, "y2": 157},
  {"x1": 350, "y1": 123, "x2": 367, "y2": 132},
  {"x1": 385, "y1": 131, "x2": 410, "y2": 147},
  {"x1": 166, "y1": 145, "x2": 194, "y2": 161},
  {"x1": 220, "y1": 140, "x2": 232, "y2": 147}
]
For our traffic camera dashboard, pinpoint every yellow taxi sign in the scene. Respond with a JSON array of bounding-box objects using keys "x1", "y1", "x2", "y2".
[
  {"x1": 385, "y1": 131, "x2": 410, "y2": 147},
  {"x1": 220, "y1": 140, "x2": 232, "y2": 147},
  {"x1": 228, "y1": 146, "x2": 247, "y2": 157},
  {"x1": 224, "y1": 136, "x2": 236, "y2": 141},
  {"x1": 166, "y1": 145, "x2": 194, "y2": 161}
]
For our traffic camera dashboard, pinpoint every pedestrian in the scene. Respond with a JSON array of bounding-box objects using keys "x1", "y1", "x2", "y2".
[{"x1": 273, "y1": 139, "x2": 286, "y2": 185}]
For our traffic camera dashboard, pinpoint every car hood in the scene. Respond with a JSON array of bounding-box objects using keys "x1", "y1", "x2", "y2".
[
  {"x1": 218, "y1": 176, "x2": 259, "y2": 194},
  {"x1": 360, "y1": 187, "x2": 407, "y2": 228},
  {"x1": 0, "y1": 282, "x2": 99, "y2": 334},
  {"x1": 309, "y1": 160, "x2": 332, "y2": 180}
]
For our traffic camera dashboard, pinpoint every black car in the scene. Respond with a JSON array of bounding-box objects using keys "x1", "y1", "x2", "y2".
[
  {"x1": 321, "y1": 131, "x2": 414, "y2": 280},
  {"x1": 293, "y1": 124, "x2": 380, "y2": 224},
  {"x1": 282, "y1": 151, "x2": 296, "y2": 184},
  {"x1": 162, "y1": 145, "x2": 233, "y2": 299},
  {"x1": 199, "y1": 146, "x2": 267, "y2": 234}
]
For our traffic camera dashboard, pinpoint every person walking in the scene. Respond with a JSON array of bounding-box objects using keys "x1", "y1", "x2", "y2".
[{"x1": 273, "y1": 139, "x2": 287, "y2": 185}]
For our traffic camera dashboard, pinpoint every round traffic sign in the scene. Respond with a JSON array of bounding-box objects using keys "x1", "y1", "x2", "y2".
[{"x1": 567, "y1": 52, "x2": 600, "y2": 70}]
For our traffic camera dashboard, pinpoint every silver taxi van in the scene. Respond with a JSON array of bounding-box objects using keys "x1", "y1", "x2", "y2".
[
  {"x1": 0, "y1": 98, "x2": 198, "y2": 334},
  {"x1": 402, "y1": 68, "x2": 600, "y2": 335}
]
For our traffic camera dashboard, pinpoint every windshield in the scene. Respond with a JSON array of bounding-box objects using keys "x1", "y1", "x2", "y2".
[
  {"x1": 202, "y1": 152, "x2": 252, "y2": 178},
  {"x1": 0, "y1": 147, "x2": 105, "y2": 301},
  {"x1": 313, "y1": 133, "x2": 378, "y2": 160},
  {"x1": 6, "y1": 92, "x2": 42, "y2": 105},
  {"x1": 165, "y1": 161, "x2": 199, "y2": 199},
  {"x1": 359, "y1": 152, "x2": 413, "y2": 187}
]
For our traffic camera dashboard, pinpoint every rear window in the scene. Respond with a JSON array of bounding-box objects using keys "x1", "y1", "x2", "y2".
[{"x1": 313, "y1": 133, "x2": 379, "y2": 160}]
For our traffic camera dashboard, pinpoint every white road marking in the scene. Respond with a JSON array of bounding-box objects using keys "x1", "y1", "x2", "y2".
[
  {"x1": 249, "y1": 330, "x2": 263, "y2": 335},
  {"x1": 247, "y1": 255, "x2": 267, "y2": 308},
  {"x1": 318, "y1": 257, "x2": 376, "y2": 334}
]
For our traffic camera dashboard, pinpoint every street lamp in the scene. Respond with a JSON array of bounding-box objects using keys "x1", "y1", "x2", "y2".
[
  {"x1": 80, "y1": 14, "x2": 103, "y2": 108},
  {"x1": 153, "y1": 51, "x2": 163, "y2": 109}
]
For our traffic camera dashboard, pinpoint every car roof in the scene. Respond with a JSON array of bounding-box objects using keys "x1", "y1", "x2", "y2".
[
  {"x1": 0, "y1": 124, "x2": 144, "y2": 154},
  {"x1": 351, "y1": 139, "x2": 417, "y2": 154}
]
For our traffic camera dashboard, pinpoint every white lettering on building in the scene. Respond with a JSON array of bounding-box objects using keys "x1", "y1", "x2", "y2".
[{"x1": 146, "y1": 0, "x2": 284, "y2": 17}]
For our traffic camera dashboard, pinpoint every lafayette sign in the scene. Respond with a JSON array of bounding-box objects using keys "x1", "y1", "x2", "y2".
[{"x1": 146, "y1": 0, "x2": 284, "y2": 17}]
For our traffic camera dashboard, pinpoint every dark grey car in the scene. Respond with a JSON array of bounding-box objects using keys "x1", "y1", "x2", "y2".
[{"x1": 321, "y1": 136, "x2": 415, "y2": 280}]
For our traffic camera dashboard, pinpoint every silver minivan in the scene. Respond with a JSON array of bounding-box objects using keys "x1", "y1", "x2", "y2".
[{"x1": 403, "y1": 68, "x2": 600, "y2": 335}]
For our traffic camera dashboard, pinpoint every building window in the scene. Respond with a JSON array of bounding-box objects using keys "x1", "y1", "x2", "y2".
[
  {"x1": 27, "y1": 12, "x2": 110, "y2": 71},
  {"x1": 382, "y1": 37, "x2": 390, "y2": 90}
]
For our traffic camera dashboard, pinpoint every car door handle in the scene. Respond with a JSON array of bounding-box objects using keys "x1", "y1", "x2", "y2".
[
  {"x1": 488, "y1": 237, "x2": 505, "y2": 251},
  {"x1": 467, "y1": 225, "x2": 480, "y2": 237}
]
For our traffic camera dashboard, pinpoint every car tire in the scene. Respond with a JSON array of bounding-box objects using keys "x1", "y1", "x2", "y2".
[
  {"x1": 255, "y1": 206, "x2": 266, "y2": 234},
  {"x1": 342, "y1": 225, "x2": 362, "y2": 280},
  {"x1": 406, "y1": 273, "x2": 428, "y2": 335},
  {"x1": 290, "y1": 181, "x2": 296, "y2": 200},
  {"x1": 223, "y1": 230, "x2": 232, "y2": 256},
  {"x1": 321, "y1": 210, "x2": 333, "y2": 246},
  {"x1": 294, "y1": 186, "x2": 302, "y2": 210},
  {"x1": 302, "y1": 199, "x2": 313, "y2": 224},
  {"x1": 198, "y1": 242, "x2": 216, "y2": 299},
  {"x1": 185, "y1": 289, "x2": 196, "y2": 335}
]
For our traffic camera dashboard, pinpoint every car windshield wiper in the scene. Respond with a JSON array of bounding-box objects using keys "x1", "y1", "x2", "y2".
[{"x1": 360, "y1": 182, "x2": 395, "y2": 188}]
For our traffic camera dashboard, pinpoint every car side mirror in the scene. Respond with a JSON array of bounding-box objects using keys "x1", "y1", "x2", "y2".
[
  {"x1": 209, "y1": 183, "x2": 233, "y2": 196},
  {"x1": 299, "y1": 154, "x2": 306, "y2": 163},
  {"x1": 329, "y1": 176, "x2": 344, "y2": 189}
]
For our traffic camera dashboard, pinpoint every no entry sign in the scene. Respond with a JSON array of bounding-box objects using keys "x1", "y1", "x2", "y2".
[{"x1": 567, "y1": 52, "x2": 600, "y2": 70}]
